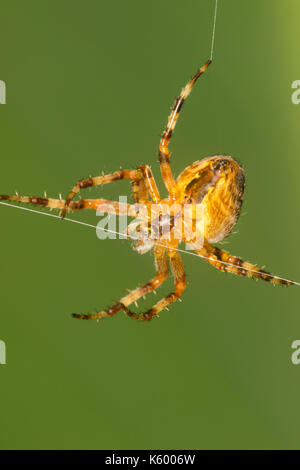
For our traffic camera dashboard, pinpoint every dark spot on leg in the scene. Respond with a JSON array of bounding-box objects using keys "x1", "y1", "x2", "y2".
[
  {"x1": 76, "y1": 200, "x2": 85, "y2": 210},
  {"x1": 31, "y1": 197, "x2": 48, "y2": 206},
  {"x1": 174, "y1": 96, "x2": 185, "y2": 113},
  {"x1": 79, "y1": 178, "x2": 93, "y2": 188},
  {"x1": 234, "y1": 258, "x2": 243, "y2": 267},
  {"x1": 159, "y1": 151, "x2": 170, "y2": 163}
]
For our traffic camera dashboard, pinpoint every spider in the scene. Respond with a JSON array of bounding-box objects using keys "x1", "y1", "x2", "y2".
[{"x1": 0, "y1": 59, "x2": 295, "y2": 322}]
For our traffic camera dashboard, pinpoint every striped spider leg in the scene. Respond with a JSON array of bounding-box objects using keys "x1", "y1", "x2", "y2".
[
  {"x1": 60, "y1": 165, "x2": 161, "y2": 218},
  {"x1": 73, "y1": 237, "x2": 187, "y2": 322},
  {"x1": 0, "y1": 165, "x2": 160, "y2": 225},
  {"x1": 159, "y1": 60, "x2": 211, "y2": 200},
  {"x1": 194, "y1": 242, "x2": 293, "y2": 286}
]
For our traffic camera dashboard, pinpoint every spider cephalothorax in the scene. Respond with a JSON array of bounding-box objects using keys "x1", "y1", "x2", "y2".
[{"x1": 0, "y1": 59, "x2": 295, "y2": 322}]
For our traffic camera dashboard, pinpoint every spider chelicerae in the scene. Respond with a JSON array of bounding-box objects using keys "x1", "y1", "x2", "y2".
[{"x1": 0, "y1": 59, "x2": 295, "y2": 321}]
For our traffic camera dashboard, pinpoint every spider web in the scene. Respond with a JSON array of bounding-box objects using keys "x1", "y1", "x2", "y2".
[{"x1": 210, "y1": 0, "x2": 218, "y2": 61}]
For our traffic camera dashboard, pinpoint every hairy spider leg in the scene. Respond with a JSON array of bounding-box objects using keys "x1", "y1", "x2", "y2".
[
  {"x1": 125, "y1": 248, "x2": 187, "y2": 321},
  {"x1": 61, "y1": 165, "x2": 161, "y2": 217},
  {"x1": 131, "y1": 165, "x2": 161, "y2": 204},
  {"x1": 0, "y1": 194, "x2": 137, "y2": 216},
  {"x1": 159, "y1": 59, "x2": 212, "y2": 200},
  {"x1": 72, "y1": 244, "x2": 169, "y2": 320},
  {"x1": 196, "y1": 241, "x2": 294, "y2": 286}
]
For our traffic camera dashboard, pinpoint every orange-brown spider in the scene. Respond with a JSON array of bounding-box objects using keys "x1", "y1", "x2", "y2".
[{"x1": 0, "y1": 59, "x2": 295, "y2": 321}]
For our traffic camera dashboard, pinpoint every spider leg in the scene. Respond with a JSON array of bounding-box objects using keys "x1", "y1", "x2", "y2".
[
  {"x1": 195, "y1": 241, "x2": 294, "y2": 286},
  {"x1": 124, "y1": 248, "x2": 186, "y2": 321},
  {"x1": 72, "y1": 245, "x2": 169, "y2": 320},
  {"x1": 119, "y1": 248, "x2": 186, "y2": 321},
  {"x1": 131, "y1": 165, "x2": 160, "y2": 204},
  {"x1": 61, "y1": 165, "x2": 160, "y2": 217},
  {"x1": 159, "y1": 60, "x2": 211, "y2": 199},
  {"x1": 0, "y1": 194, "x2": 137, "y2": 217}
]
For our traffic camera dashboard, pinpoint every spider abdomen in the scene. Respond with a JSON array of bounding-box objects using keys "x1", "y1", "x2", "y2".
[{"x1": 176, "y1": 156, "x2": 245, "y2": 243}]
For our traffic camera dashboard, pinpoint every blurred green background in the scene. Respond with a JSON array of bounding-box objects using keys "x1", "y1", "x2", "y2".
[{"x1": 0, "y1": 0, "x2": 300, "y2": 450}]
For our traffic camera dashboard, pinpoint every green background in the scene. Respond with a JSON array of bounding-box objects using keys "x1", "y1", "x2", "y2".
[{"x1": 0, "y1": 0, "x2": 300, "y2": 450}]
